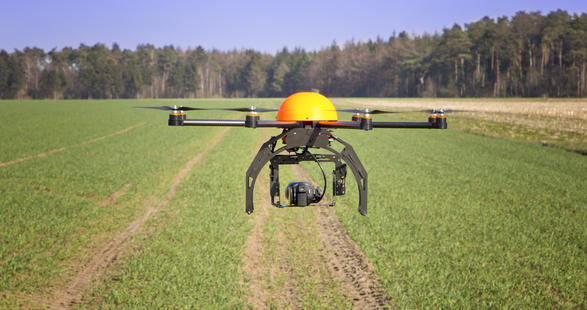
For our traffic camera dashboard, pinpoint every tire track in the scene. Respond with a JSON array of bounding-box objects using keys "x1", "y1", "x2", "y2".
[
  {"x1": 293, "y1": 165, "x2": 393, "y2": 309},
  {"x1": 244, "y1": 139, "x2": 391, "y2": 308},
  {"x1": 96, "y1": 183, "x2": 133, "y2": 208},
  {"x1": 243, "y1": 131, "x2": 301, "y2": 309},
  {"x1": 243, "y1": 174, "x2": 273, "y2": 309},
  {"x1": 0, "y1": 122, "x2": 145, "y2": 168},
  {"x1": 48, "y1": 127, "x2": 230, "y2": 309},
  {"x1": 243, "y1": 131, "x2": 302, "y2": 309},
  {"x1": 243, "y1": 173, "x2": 271, "y2": 308}
]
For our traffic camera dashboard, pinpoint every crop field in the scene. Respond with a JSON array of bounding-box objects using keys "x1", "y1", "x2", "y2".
[
  {"x1": 337, "y1": 98, "x2": 587, "y2": 155},
  {"x1": 0, "y1": 98, "x2": 585, "y2": 309}
]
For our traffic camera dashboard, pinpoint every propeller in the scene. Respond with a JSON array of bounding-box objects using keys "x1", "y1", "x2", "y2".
[
  {"x1": 336, "y1": 108, "x2": 472, "y2": 114},
  {"x1": 412, "y1": 108, "x2": 471, "y2": 113},
  {"x1": 216, "y1": 106, "x2": 279, "y2": 113},
  {"x1": 336, "y1": 108, "x2": 405, "y2": 115},
  {"x1": 136, "y1": 105, "x2": 279, "y2": 113}
]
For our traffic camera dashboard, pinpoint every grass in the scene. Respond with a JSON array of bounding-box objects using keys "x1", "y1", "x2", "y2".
[
  {"x1": 82, "y1": 125, "x2": 259, "y2": 309},
  {"x1": 314, "y1": 114, "x2": 586, "y2": 308},
  {"x1": 256, "y1": 156, "x2": 352, "y2": 309},
  {"x1": 0, "y1": 99, "x2": 276, "y2": 308},
  {"x1": 332, "y1": 97, "x2": 587, "y2": 154},
  {"x1": 388, "y1": 110, "x2": 586, "y2": 154},
  {"x1": 1, "y1": 98, "x2": 585, "y2": 309},
  {"x1": 449, "y1": 112, "x2": 586, "y2": 154}
]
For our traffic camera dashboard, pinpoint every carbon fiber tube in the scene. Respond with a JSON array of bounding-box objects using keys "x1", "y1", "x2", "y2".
[
  {"x1": 182, "y1": 119, "x2": 245, "y2": 126},
  {"x1": 372, "y1": 121, "x2": 433, "y2": 128},
  {"x1": 182, "y1": 119, "x2": 300, "y2": 128},
  {"x1": 255, "y1": 121, "x2": 300, "y2": 128},
  {"x1": 317, "y1": 121, "x2": 361, "y2": 129}
]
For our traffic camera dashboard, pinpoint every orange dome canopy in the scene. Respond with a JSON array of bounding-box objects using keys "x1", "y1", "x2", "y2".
[{"x1": 276, "y1": 92, "x2": 338, "y2": 121}]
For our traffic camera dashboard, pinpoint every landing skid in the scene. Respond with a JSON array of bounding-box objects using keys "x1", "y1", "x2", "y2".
[{"x1": 245, "y1": 127, "x2": 367, "y2": 215}]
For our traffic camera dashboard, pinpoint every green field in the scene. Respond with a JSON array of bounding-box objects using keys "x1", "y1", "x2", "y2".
[{"x1": 0, "y1": 99, "x2": 585, "y2": 309}]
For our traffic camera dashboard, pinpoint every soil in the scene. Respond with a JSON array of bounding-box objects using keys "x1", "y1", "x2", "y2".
[
  {"x1": 46, "y1": 126, "x2": 392, "y2": 309},
  {"x1": 0, "y1": 122, "x2": 145, "y2": 168},
  {"x1": 47, "y1": 128, "x2": 230, "y2": 309},
  {"x1": 97, "y1": 183, "x2": 132, "y2": 208},
  {"x1": 242, "y1": 129, "x2": 391, "y2": 309},
  {"x1": 243, "y1": 167, "x2": 272, "y2": 308},
  {"x1": 294, "y1": 165, "x2": 392, "y2": 309},
  {"x1": 243, "y1": 134, "x2": 301, "y2": 309}
]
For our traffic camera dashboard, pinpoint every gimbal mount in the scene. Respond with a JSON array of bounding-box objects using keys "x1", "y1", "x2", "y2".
[{"x1": 245, "y1": 126, "x2": 368, "y2": 215}]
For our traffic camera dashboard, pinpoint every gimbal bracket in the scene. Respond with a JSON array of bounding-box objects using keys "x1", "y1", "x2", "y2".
[
  {"x1": 269, "y1": 153, "x2": 340, "y2": 208},
  {"x1": 245, "y1": 127, "x2": 368, "y2": 215}
]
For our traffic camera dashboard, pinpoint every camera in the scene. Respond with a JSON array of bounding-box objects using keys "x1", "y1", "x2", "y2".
[{"x1": 285, "y1": 181, "x2": 322, "y2": 206}]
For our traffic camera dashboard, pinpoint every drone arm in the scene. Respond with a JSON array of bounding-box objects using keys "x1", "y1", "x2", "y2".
[
  {"x1": 256, "y1": 121, "x2": 300, "y2": 128},
  {"x1": 372, "y1": 121, "x2": 434, "y2": 129},
  {"x1": 320, "y1": 120, "x2": 445, "y2": 130},
  {"x1": 177, "y1": 119, "x2": 300, "y2": 128},
  {"x1": 182, "y1": 119, "x2": 245, "y2": 126},
  {"x1": 181, "y1": 120, "x2": 436, "y2": 128},
  {"x1": 318, "y1": 121, "x2": 360, "y2": 129}
]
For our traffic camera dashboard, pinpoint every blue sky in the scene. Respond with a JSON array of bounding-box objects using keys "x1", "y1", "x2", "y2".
[{"x1": 1, "y1": 0, "x2": 585, "y2": 54}]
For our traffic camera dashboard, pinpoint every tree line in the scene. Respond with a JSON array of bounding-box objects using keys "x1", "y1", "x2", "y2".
[{"x1": 1, "y1": 10, "x2": 585, "y2": 99}]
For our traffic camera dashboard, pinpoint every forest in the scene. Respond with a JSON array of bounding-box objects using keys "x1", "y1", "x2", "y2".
[{"x1": 0, "y1": 10, "x2": 585, "y2": 99}]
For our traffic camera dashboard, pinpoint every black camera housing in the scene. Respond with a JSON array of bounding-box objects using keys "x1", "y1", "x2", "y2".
[{"x1": 285, "y1": 181, "x2": 322, "y2": 206}]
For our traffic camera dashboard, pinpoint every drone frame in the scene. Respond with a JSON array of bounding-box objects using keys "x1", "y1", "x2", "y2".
[
  {"x1": 245, "y1": 126, "x2": 368, "y2": 215},
  {"x1": 145, "y1": 101, "x2": 448, "y2": 215}
]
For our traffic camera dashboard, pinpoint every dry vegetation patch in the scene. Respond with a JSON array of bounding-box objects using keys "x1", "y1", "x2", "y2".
[
  {"x1": 334, "y1": 98, "x2": 586, "y2": 153},
  {"x1": 336, "y1": 98, "x2": 586, "y2": 119}
]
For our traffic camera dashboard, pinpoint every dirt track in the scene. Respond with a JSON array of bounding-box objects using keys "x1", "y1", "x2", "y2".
[
  {"x1": 243, "y1": 166, "x2": 272, "y2": 308},
  {"x1": 242, "y1": 130, "x2": 391, "y2": 309},
  {"x1": 0, "y1": 122, "x2": 145, "y2": 168},
  {"x1": 44, "y1": 126, "x2": 391, "y2": 309},
  {"x1": 294, "y1": 165, "x2": 392, "y2": 309},
  {"x1": 47, "y1": 128, "x2": 230, "y2": 309}
]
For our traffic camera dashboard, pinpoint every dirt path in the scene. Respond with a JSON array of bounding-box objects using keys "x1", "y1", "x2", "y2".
[
  {"x1": 244, "y1": 173, "x2": 302, "y2": 309},
  {"x1": 294, "y1": 165, "x2": 392, "y2": 309},
  {"x1": 48, "y1": 127, "x2": 230, "y2": 309},
  {"x1": 243, "y1": 168, "x2": 272, "y2": 308},
  {"x1": 97, "y1": 183, "x2": 133, "y2": 208},
  {"x1": 243, "y1": 131, "x2": 301, "y2": 309},
  {"x1": 0, "y1": 122, "x2": 145, "y2": 168},
  {"x1": 243, "y1": 129, "x2": 391, "y2": 309}
]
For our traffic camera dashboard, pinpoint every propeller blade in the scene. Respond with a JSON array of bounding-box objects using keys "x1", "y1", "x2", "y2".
[
  {"x1": 219, "y1": 107, "x2": 279, "y2": 112},
  {"x1": 181, "y1": 106, "x2": 212, "y2": 111},
  {"x1": 414, "y1": 108, "x2": 472, "y2": 113},
  {"x1": 135, "y1": 105, "x2": 203, "y2": 111},
  {"x1": 136, "y1": 106, "x2": 175, "y2": 111},
  {"x1": 135, "y1": 106, "x2": 279, "y2": 112},
  {"x1": 336, "y1": 108, "x2": 403, "y2": 114},
  {"x1": 370, "y1": 109, "x2": 404, "y2": 114},
  {"x1": 336, "y1": 108, "x2": 473, "y2": 114}
]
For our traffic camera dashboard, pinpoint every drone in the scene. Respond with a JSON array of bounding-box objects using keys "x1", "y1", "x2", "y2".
[{"x1": 140, "y1": 92, "x2": 447, "y2": 215}]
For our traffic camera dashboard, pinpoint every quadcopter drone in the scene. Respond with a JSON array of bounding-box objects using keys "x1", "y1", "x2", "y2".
[{"x1": 140, "y1": 92, "x2": 447, "y2": 215}]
